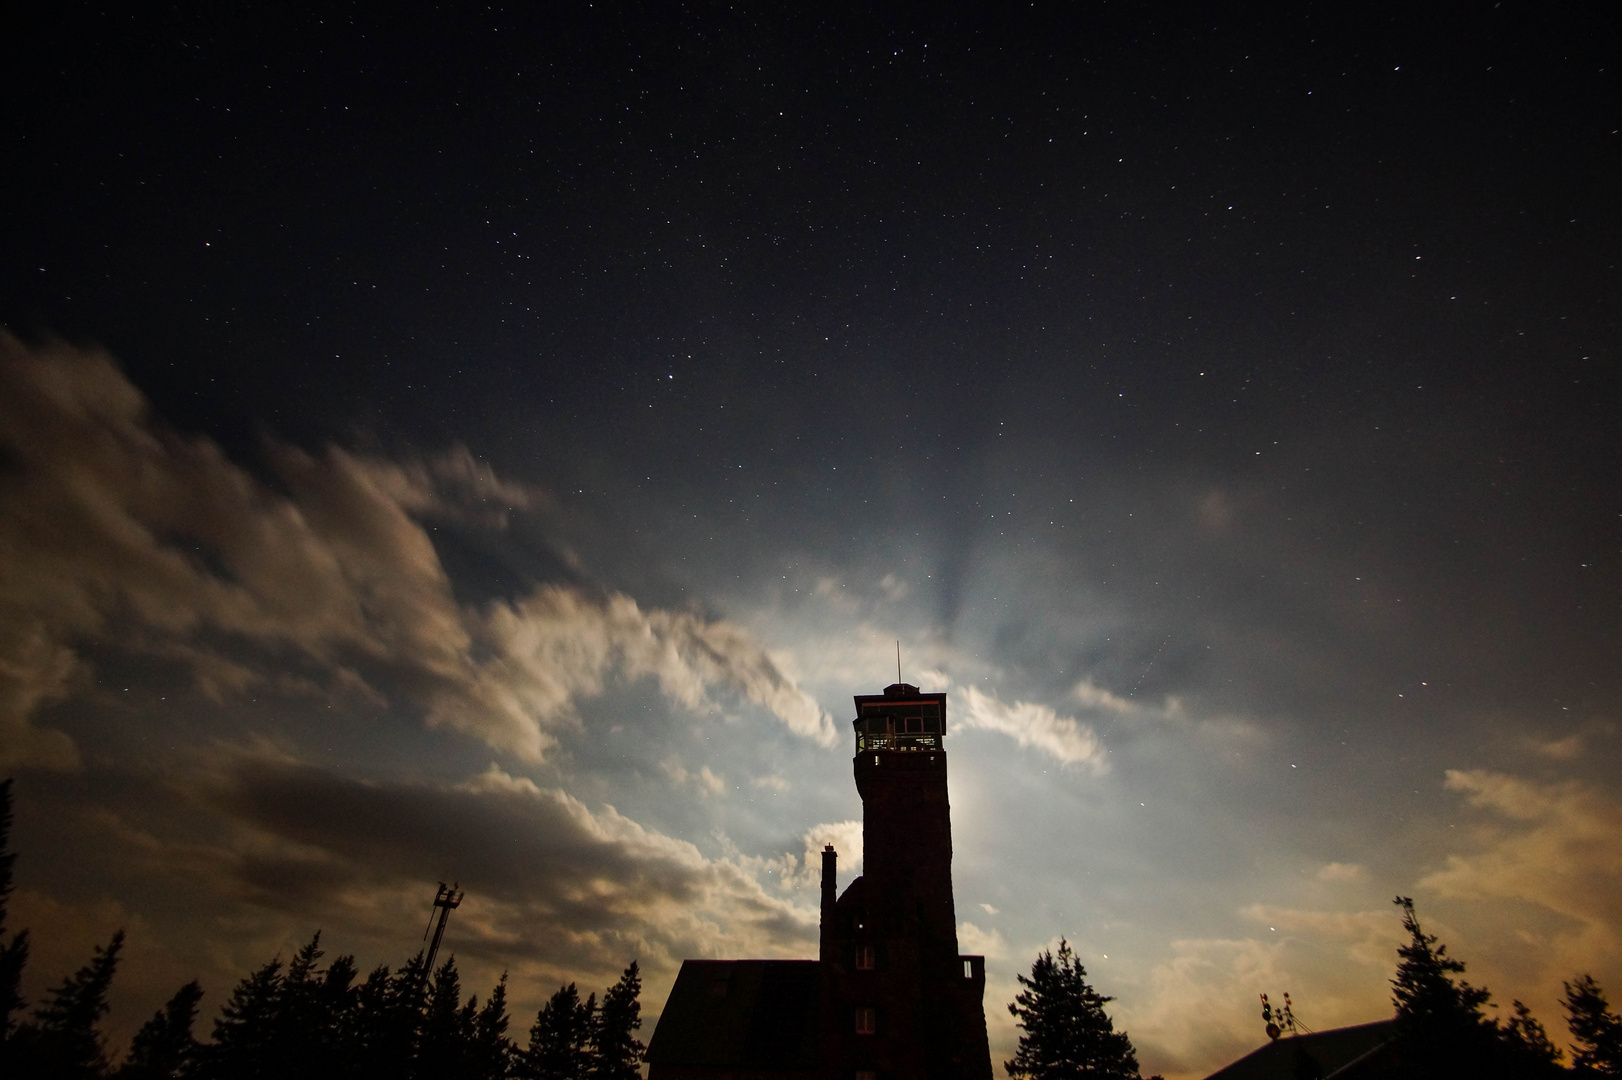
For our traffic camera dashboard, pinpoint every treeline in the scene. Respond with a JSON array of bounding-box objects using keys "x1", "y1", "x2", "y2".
[
  {"x1": 1389, "y1": 895, "x2": 1622, "y2": 1077},
  {"x1": 998, "y1": 897, "x2": 1622, "y2": 1080},
  {"x1": 0, "y1": 780, "x2": 643, "y2": 1079}
]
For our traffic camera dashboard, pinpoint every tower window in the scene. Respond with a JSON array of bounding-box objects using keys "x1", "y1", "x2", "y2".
[
  {"x1": 855, "y1": 1007, "x2": 877, "y2": 1035},
  {"x1": 856, "y1": 945, "x2": 875, "y2": 970},
  {"x1": 964, "y1": 959, "x2": 973, "y2": 978}
]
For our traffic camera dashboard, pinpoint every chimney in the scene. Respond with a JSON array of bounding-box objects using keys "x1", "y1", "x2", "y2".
[{"x1": 821, "y1": 844, "x2": 837, "y2": 914}]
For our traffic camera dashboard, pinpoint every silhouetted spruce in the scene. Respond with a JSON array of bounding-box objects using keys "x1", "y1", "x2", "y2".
[
  {"x1": 9, "y1": 930, "x2": 125, "y2": 1079},
  {"x1": 418, "y1": 957, "x2": 477, "y2": 1076},
  {"x1": 204, "y1": 955, "x2": 283, "y2": 1079},
  {"x1": 0, "y1": 778, "x2": 31, "y2": 1051},
  {"x1": 589, "y1": 962, "x2": 644, "y2": 1080},
  {"x1": 118, "y1": 980, "x2": 203, "y2": 1080},
  {"x1": 1389, "y1": 896, "x2": 1509, "y2": 1076},
  {"x1": 520, "y1": 982, "x2": 596, "y2": 1080},
  {"x1": 470, "y1": 974, "x2": 514, "y2": 1080},
  {"x1": 1006, "y1": 938, "x2": 1141, "y2": 1080},
  {"x1": 1499, "y1": 999, "x2": 1565, "y2": 1076},
  {"x1": 1564, "y1": 974, "x2": 1622, "y2": 1076}
]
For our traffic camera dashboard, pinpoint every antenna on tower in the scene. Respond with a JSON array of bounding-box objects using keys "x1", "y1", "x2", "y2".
[
  {"x1": 896, "y1": 640, "x2": 902, "y2": 685},
  {"x1": 420, "y1": 881, "x2": 463, "y2": 982}
]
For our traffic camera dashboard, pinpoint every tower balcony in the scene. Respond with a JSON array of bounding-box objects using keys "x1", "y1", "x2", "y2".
[{"x1": 855, "y1": 732, "x2": 941, "y2": 753}]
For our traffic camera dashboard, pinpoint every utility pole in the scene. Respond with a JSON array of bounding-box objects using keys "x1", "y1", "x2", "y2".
[{"x1": 421, "y1": 881, "x2": 464, "y2": 981}]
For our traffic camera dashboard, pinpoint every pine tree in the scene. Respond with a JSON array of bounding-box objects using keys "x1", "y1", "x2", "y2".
[
  {"x1": 1499, "y1": 999, "x2": 1563, "y2": 1073},
  {"x1": 589, "y1": 962, "x2": 644, "y2": 1080},
  {"x1": 308, "y1": 952, "x2": 359, "y2": 1080},
  {"x1": 119, "y1": 980, "x2": 204, "y2": 1080},
  {"x1": 342, "y1": 963, "x2": 403, "y2": 1079},
  {"x1": 1564, "y1": 974, "x2": 1622, "y2": 1076},
  {"x1": 521, "y1": 983, "x2": 596, "y2": 1080},
  {"x1": 1006, "y1": 939, "x2": 1140, "y2": 1080},
  {"x1": 205, "y1": 956, "x2": 284, "y2": 1079},
  {"x1": 417, "y1": 956, "x2": 476, "y2": 1076},
  {"x1": 0, "y1": 777, "x2": 31, "y2": 1048},
  {"x1": 12, "y1": 930, "x2": 126, "y2": 1078},
  {"x1": 470, "y1": 974, "x2": 514, "y2": 1080},
  {"x1": 1388, "y1": 896, "x2": 1497, "y2": 1073}
]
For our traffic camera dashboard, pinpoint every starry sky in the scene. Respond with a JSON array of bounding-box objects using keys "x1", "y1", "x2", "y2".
[{"x1": 3, "y1": 3, "x2": 1620, "y2": 1076}]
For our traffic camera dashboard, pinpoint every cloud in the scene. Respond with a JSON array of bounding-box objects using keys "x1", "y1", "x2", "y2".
[
  {"x1": 754, "y1": 820, "x2": 864, "y2": 896},
  {"x1": 0, "y1": 334, "x2": 834, "y2": 766},
  {"x1": 956, "y1": 685, "x2": 1108, "y2": 771},
  {"x1": 1419, "y1": 770, "x2": 1622, "y2": 974},
  {"x1": 1120, "y1": 936, "x2": 1294, "y2": 1076},
  {"x1": 1074, "y1": 680, "x2": 1138, "y2": 714},
  {"x1": 957, "y1": 921, "x2": 1008, "y2": 959},
  {"x1": 200, "y1": 755, "x2": 819, "y2": 973},
  {"x1": 1535, "y1": 734, "x2": 1584, "y2": 761},
  {"x1": 1240, "y1": 904, "x2": 1396, "y2": 967},
  {"x1": 1316, "y1": 862, "x2": 1364, "y2": 883},
  {"x1": 456, "y1": 587, "x2": 838, "y2": 758},
  {"x1": 661, "y1": 758, "x2": 726, "y2": 797}
]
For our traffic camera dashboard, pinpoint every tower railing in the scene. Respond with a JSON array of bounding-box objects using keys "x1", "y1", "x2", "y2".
[{"x1": 856, "y1": 732, "x2": 940, "y2": 753}]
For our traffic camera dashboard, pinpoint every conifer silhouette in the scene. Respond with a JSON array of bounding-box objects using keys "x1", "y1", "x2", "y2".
[
  {"x1": 118, "y1": 980, "x2": 203, "y2": 1080},
  {"x1": 590, "y1": 962, "x2": 644, "y2": 1080},
  {"x1": 11, "y1": 930, "x2": 125, "y2": 1078},
  {"x1": 470, "y1": 973, "x2": 514, "y2": 1080},
  {"x1": 1006, "y1": 938, "x2": 1140, "y2": 1080},
  {"x1": 1564, "y1": 974, "x2": 1622, "y2": 1076},
  {"x1": 0, "y1": 778, "x2": 31, "y2": 1051},
  {"x1": 206, "y1": 955, "x2": 283, "y2": 1079},
  {"x1": 521, "y1": 982, "x2": 596, "y2": 1080}
]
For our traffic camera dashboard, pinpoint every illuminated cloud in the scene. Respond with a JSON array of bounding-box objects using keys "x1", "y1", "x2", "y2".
[
  {"x1": 660, "y1": 757, "x2": 727, "y2": 797},
  {"x1": 957, "y1": 921, "x2": 1009, "y2": 960},
  {"x1": 0, "y1": 335, "x2": 834, "y2": 766},
  {"x1": 956, "y1": 685, "x2": 1108, "y2": 771},
  {"x1": 200, "y1": 757, "x2": 820, "y2": 971},
  {"x1": 1421, "y1": 770, "x2": 1622, "y2": 974}
]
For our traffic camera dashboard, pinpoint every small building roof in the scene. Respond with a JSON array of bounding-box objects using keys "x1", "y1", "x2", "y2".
[
  {"x1": 1201, "y1": 1021, "x2": 1396, "y2": 1080},
  {"x1": 644, "y1": 959, "x2": 822, "y2": 1073}
]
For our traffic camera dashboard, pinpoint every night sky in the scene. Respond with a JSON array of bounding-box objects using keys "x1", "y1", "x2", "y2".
[{"x1": 3, "y1": 3, "x2": 1620, "y2": 1075}]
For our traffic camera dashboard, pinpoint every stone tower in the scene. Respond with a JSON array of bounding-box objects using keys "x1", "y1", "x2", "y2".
[{"x1": 820, "y1": 683, "x2": 993, "y2": 1080}]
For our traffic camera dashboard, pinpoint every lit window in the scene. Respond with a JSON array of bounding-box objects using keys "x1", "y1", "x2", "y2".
[
  {"x1": 856, "y1": 945, "x2": 875, "y2": 970},
  {"x1": 963, "y1": 959, "x2": 973, "y2": 978},
  {"x1": 855, "y1": 1007, "x2": 877, "y2": 1035},
  {"x1": 856, "y1": 1071, "x2": 878, "y2": 1080}
]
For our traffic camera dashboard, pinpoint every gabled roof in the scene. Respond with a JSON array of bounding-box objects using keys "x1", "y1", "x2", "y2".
[
  {"x1": 1202, "y1": 1021, "x2": 1396, "y2": 1080},
  {"x1": 644, "y1": 959, "x2": 821, "y2": 1071}
]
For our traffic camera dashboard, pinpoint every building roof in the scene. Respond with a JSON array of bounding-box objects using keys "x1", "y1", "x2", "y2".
[
  {"x1": 644, "y1": 959, "x2": 822, "y2": 1071},
  {"x1": 1201, "y1": 1021, "x2": 1396, "y2": 1080}
]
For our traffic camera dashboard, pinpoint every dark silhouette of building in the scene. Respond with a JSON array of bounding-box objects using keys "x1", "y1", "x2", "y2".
[
  {"x1": 645, "y1": 683, "x2": 993, "y2": 1080},
  {"x1": 1201, "y1": 1021, "x2": 1399, "y2": 1080}
]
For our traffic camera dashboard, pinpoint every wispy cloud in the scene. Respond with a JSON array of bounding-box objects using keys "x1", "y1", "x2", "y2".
[
  {"x1": 661, "y1": 758, "x2": 726, "y2": 797},
  {"x1": 956, "y1": 685, "x2": 1108, "y2": 771}
]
